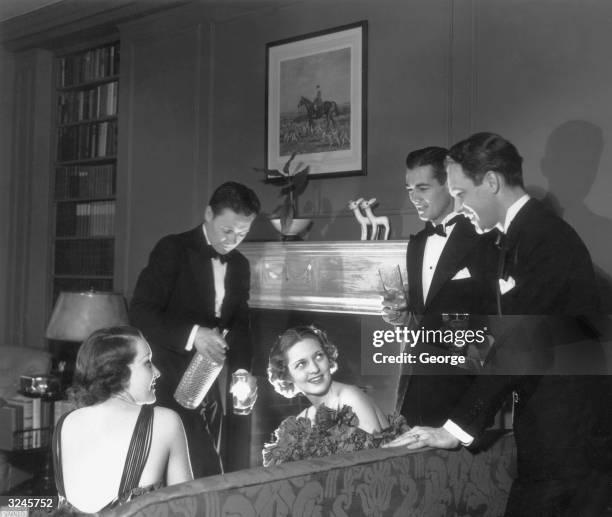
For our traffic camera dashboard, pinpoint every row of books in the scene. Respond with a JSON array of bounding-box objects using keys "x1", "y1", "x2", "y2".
[
  {"x1": 56, "y1": 201, "x2": 116, "y2": 238},
  {"x1": 58, "y1": 43, "x2": 120, "y2": 87},
  {"x1": 55, "y1": 239, "x2": 115, "y2": 276},
  {"x1": 0, "y1": 397, "x2": 75, "y2": 451},
  {"x1": 58, "y1": 81, "x2": 118, "y2": 124},
  {"x1": 55, "y1": 164, "x2": 116, "y2": 199},
  {"x1": 57, "y1": 120, "x2": 118, "y2": 162}
]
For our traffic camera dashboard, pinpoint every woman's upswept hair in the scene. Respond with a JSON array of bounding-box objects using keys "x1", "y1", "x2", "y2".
[
  {"x1": 267, "y1": 325, "x2": 338, "y2": 398},
  {"x1": 69, "y1": 326, "x2": 142, "y2": 407}
]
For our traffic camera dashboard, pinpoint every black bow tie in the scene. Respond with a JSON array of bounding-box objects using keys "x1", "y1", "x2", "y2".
[
  {"x1": 207, "y1": 245, "x2": 229, "y2": 264},
  {"x1": 424, "y1": 215, "x2": 464, "y2": 238},
  {"x1": 493, "y1": 229, "x2": 507, "y2": 250},
  {"x1": 425, "y1": 222, "x2": 447, "y2": 237}
]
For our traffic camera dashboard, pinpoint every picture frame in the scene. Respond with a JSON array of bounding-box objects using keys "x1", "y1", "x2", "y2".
[{"x1": 265, "y1": 21, "x2": 367, "y2": 178}]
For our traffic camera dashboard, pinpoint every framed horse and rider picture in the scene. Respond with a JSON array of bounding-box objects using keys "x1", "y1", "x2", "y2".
[{"x1": 265, "y1": 21, "x2": 367, "y2": 178}]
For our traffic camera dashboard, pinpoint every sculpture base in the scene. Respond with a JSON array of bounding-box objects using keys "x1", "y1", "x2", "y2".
[
  {"x1": 269, "y1": 218, "x2": 312, "y2": 240},
  {"x1": 280, "y1": 234, "x2": 302, "y2": 242}
]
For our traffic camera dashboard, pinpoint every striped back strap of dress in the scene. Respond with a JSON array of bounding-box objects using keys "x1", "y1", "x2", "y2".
[{"x1": 117, "y1": 404, "x2": 154, "y2": 499}]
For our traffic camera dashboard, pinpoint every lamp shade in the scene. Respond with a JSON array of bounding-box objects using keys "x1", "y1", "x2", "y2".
[{"x1": 45, "y1": 291, "x2": 129, "y2": 341}]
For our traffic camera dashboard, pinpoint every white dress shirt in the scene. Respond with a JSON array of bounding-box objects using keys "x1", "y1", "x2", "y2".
[
  {"x1": 498, "y1": 194, "x2": 530, "y2": 234},
  {"x1": 185, "y1": 224, "x2": 227, "y2": 351},
  {"x1": 422, "y1": 212, "x2": 461, "y2": 303}
]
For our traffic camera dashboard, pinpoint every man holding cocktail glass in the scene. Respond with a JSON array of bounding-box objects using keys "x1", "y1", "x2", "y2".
[{"x1": 382, "y1": 146, "x2": 498, "y2": 427}]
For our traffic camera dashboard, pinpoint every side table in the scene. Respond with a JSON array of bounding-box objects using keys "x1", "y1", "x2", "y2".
[{"x1": 1, "y1": 392, "x2": 62, "y2": 496}]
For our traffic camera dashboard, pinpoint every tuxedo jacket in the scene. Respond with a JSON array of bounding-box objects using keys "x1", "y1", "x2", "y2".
[
  {"x1": 129, "y1": 226, "x2": 253, "y2": 409},
  {"x1": 449, "y1": 199, "x2": 610, "y2": 479},
  {"x1": 407, "y1": 215, "x2": 498, "y2": 324},
  {"x1": 399, "y1": 216, "x2": 498, "y2": 425}
]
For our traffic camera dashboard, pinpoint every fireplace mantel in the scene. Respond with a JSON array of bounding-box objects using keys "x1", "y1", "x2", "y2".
[{"x1": 240, "y1": 240, "x2": 409, "y2": 315}]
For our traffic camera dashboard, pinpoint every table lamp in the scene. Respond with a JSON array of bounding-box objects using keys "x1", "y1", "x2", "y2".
[{"x1": 45, "y1": 290, "x2": 129, "y2": 386}]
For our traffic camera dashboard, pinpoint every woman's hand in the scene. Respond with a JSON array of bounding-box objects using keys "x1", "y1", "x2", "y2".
[{"x1": 382, "y1": 426, "x2": 460, "y2": 450}]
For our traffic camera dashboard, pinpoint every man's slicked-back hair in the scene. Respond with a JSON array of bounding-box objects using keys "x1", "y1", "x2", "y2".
[
  {"x1": 209, "y1": 181, "x2": 261, "y2": 217},
  {"x1": 405, "y1": 146, "x2": 449, "y2": 185},
  {"x1": 448, "y1": 132, "x2": 524, "y2": 187}
]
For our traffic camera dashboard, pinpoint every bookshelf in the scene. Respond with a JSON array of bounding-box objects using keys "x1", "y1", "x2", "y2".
[{"x1": 52, "y1": 42, "x2": 119, "y2": 301}]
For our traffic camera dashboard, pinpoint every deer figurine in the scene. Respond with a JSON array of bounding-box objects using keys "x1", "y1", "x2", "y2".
[
  {"x1": 360, "y1": 198, "x2": 390, "y2": 240},
  {"x1": 348, "y1": 198, "x2": 371, "y2": 240}
]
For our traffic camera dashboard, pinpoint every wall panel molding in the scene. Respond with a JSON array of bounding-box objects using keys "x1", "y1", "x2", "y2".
[
  {"x1": 0, "y1": 0, "x2": 190, "y2": 51},
  {"x1": 449, "y1": 0, "x2": 475, "y2": 143},
  {"x1": 4, "y1": 49, "x2": 53, "y2": 347}
]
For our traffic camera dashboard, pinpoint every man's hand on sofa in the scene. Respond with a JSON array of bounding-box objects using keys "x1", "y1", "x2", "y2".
[{"x1": 382, "y1": 426, "x2": 460, "y2": 450}]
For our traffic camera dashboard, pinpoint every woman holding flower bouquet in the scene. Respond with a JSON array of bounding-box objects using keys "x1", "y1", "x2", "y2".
[{"x1": 263, "y1": 325, "x2": 407, "y2": 466}]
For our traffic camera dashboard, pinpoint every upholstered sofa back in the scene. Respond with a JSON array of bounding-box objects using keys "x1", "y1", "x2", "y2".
[{"x1": 107, "y1": 432, "x2": 515, "y2": 517}]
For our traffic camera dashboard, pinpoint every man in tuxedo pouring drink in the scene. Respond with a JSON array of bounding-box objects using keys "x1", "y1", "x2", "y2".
[{"x1": 130, "y1": 182, "x2": 260, "y2": 478}]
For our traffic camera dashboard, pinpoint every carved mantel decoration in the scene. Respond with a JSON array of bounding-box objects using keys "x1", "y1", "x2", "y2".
[{"x1": 240, "y1": 241, "x2": 408, "y2": 315}]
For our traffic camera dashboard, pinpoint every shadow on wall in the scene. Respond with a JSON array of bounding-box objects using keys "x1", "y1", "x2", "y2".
[{"x1": 528, "y1": 120, "x2": 612, "y2": 315}]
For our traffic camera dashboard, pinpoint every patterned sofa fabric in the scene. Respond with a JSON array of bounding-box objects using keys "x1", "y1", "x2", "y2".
[{"x1": 107, "y1": 432, "x2": 516, "y2": 517}]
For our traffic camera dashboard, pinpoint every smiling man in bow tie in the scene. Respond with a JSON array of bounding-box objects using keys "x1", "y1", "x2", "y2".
[
  {"x1": 130, "y1": 181, "x2": 260, "y2": 478},
  {"x1": 387, "y1": 133, "x2": 611, "y2": 517},
  {"x1": 383, "y1": 146, "x2": 497, "y2": 427}
]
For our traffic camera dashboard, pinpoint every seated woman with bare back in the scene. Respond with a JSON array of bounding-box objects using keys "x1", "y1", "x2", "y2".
[
  {"x1": 263, "y1": 326, "x2": 407, "y2": 466},
  {"x1": 52, "y1": 326, "x2": 193, "y2": 514}
]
